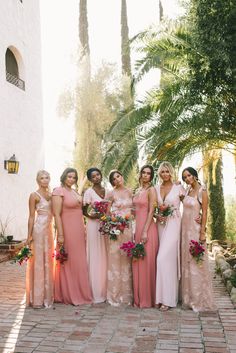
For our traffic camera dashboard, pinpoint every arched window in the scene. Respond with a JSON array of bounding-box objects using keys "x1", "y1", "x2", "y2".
[
  {"x1": 5, "y1": 48, "x2": 19, "y2": 77},
  {"x1": 5, "y1": 48, "x2": 25, "y2": 90}
]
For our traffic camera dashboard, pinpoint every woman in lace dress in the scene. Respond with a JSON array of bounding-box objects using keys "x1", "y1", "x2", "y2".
[
  {"x1": 83, "y1": 167, "x2": 108, "y2": 303},
  {"x1": 155, "y1": 162, "x2": 185, "y2": 311},
  {"x1": 107, "y1": 170, "x2": 133, "y2": 306},
  {"x1": 133, "y1": 165, "x2": 158, "y2": 308},
  {"x1": 181, "y1": 167, "x2": 215, "y2": 312},
  {"x1": 26, "y1": 170, "x2": 54, "y2": 308}
]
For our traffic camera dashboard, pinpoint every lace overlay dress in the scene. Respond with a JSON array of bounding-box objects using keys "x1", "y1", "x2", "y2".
[
  {"x1": 26, "y1": 192, "x2": 54, "y2": 308},
  {"x1": 181, "y1": 186, "x2": 215, "y2": 312},
  {"x1": 107, "y1": 191, "x2": 133, "y2": 306}
]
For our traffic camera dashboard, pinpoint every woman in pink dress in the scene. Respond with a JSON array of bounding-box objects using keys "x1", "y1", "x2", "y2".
[
  {"x1": 83, "y1": 167, "x2": 108, "y2": 303},
  {"x1": 52, "y1": 168, "x2": 92, "y2": 305},
  {"x1": 26, "y1": 170, "x2": 54, "y2": 308},
  {"x1": 155, "y1": 162, "x2": 185, "y2": 311},
  {"x1": 107, "y1": 170, "x2": 133, "y2": 306},
  {"x1": 132, "y1": 165, "x2": 158, "y2": 308},
  {"x1": 181, "y1": 167, "x2": 215, "y2": 312}
]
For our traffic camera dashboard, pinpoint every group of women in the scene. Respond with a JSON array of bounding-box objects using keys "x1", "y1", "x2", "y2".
[{"x1": 25, "y1": 162, "x2": 215, "y2": 313}]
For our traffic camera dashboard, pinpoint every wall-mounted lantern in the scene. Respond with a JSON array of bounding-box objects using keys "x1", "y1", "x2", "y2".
[{"x1": 4, "y1": 154, "x2": 19, "y2": 174}]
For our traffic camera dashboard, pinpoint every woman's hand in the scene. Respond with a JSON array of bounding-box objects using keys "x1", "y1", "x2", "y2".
[
  {"x1": 157, "y1": 215, "x2": 166, "y2": 223},
  {"x1": 199, "y1": 231, "x2": 206, "y2": 243},
  {"x1": 195, "y1": 214, "x2": 202, "y2": 224},
  {"x1": 26, "y1": 235, "x2": 33, "y2": 246},
  {"x1": 141, "y1": 231, "x2": 148, "y2": 244},
  {"x1": 57, "y1": 235, "x2": 64, "y2": 245}
]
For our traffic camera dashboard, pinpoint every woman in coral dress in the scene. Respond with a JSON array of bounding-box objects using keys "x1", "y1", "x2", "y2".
[
  {"x1": 83, "y1": 167, "x2": 108, "y2": 303},
  {"x1": 26, "y1": 170, "x2": 54, "y2": 308},
  {"x1": 155, "y1": 162, "x2": 185, "y2": 311},
  {"x1": 132, "y1": 165, "x2": 158, "y2": 308},
  {"x1": 52, "y1": 168, "x2": 92, "y2": 305},
  {"x1": 107, "y1": 170, "x2": 133, "y2": 306},
  {"x1": 181, "y1": 167, "x2": 215, "y2": 312}
]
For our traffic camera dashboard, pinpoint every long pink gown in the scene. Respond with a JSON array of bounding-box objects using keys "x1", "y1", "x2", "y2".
[
  {"x1": 181, "y1": 186, "x2": 215, "y2": 312},
  {"x1": 26, "y1": 192, "x2": 54, "y2": 308},
  {"x1": 132, "y1": 188, "x2": 159, "y2": 308},
  {"x1": 53, "y1": 187, "x2": 92, "y2": 305},
  {"x1": 155, "y1": 184, "x2": 184, "y2": 307},
  {"x1": 107, "y1": 190, "x2": 133, "y2": 306},
  {"x1": 83, "y1": 188, "x2": 108, "y2": 303}
]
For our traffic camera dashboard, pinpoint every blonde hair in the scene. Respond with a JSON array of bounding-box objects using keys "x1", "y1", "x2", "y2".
[
  {"x1": 36, "y1": 170, "x2": 50, "y2": 185},
  {"x1": 157, "y1": 161, "x2": 175, "y2": 182}
]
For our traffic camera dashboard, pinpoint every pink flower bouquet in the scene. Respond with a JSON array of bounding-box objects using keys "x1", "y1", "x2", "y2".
[
  {"x1": 53, "y1": 245, "x2": 68, "y2": 264},
  {"x1": 99, "y1": 214, "x2": 131, "y2": 241},
  {"x1": 12, "y1": 245, "x2": 32, "y2": 265},
  {"x1": 87, "y1": 200, "x2": 108, "y2": 217},
  {"x1": 189, "y1": 240, "x2": 205, "y2": 264},
  {"x1": 120, "y1": 241, "x2": 146, "y2": 260}
]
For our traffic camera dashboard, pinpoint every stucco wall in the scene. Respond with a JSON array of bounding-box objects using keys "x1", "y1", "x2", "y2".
[{"x1": 0, "y1": 0, "x2": 44, "y2": 240}]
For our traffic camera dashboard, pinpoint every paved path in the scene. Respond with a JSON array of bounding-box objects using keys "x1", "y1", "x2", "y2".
[{"x1": 0, "y1": 257, "x2": 235, "y2": 353}]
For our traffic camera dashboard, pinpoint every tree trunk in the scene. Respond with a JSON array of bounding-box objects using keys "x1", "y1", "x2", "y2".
[
  {"x1": 79, "y1": 0, "x2": 91, "y2": 81},
  {"x1": 121, "y1": 0, "x2": 131, "y2": 77}
]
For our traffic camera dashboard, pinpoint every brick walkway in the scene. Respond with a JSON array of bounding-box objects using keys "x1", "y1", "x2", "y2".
[{"x1": 0, "y1": 257, "x2": 235, "y2": 353}]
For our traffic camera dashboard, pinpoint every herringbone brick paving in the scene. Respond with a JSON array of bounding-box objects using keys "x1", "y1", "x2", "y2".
[{"x1": 0, "y1": 256, "x2": 235, "y2": 353}]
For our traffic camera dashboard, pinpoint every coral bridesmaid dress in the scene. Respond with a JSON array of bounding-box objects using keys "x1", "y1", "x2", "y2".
[
  {"x1": 53, "y1": 187, "x2": 92, "y2": 305},
  {"x1": 132, "y1": 188, "x2": 158, "y2": 308}
]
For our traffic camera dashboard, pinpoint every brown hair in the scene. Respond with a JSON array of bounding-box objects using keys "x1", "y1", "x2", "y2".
[
  {"x1": 109, "y1": 169, "x2": 123, "y2": 186},
  {"x1": 60, "y1": 168, "x2": 78, "y2": 186}
]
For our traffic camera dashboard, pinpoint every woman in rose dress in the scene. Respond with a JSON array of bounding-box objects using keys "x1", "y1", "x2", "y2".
[
  {"x1": 155, "y1": 162, "x2": 185, "y2": 311},
  {"x1": 83, "y1": 167, "x2": 108, "y2": 303},
  {"x1": 52, "y1": 168, "x2": 92, "y2": 305},
  {"x1": 132, "y1": 165, "x2": 158, "y2": 308},
  {"x1": 181, "y1": 167, "x2": 215, "y2": 312},
  {"x1": 26, "y1": 170, "x2": 54, "y2": 308},
  {"x1": 107, "y1": 170, "x2": 133, "y2": 306}
]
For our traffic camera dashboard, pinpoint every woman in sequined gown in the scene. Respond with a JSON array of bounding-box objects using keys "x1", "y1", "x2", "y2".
[
  {"x1": 107, "y1": 170, "x2": 133, "y2": 306},
  {"x1": 26, "y1": 170, "x2": 54, "y2": 308}
]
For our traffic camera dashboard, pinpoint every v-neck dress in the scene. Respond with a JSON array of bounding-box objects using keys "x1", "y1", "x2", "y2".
[
  {"x1": 83, "y1": 187, "x2": 108, "y2": 303},
  {"x1": 155, "y1": 184, "x2": 185, "y2": 307}
]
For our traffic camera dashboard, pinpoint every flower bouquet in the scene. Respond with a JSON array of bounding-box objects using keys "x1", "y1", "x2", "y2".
[
  {"x1": 155, "y1": 204, "x2": 175, "y2": 225},
  {"x1": 53, "y1": 245, "x2": 68, "y2": 264},
  {"x1": 87, "y1": 200, "x2": 108, "y2": 217},
  {"x1": 120, "y1": 241, "x2": 146, "y2": 260},
  {"x1": 189, "y1": 240, "x2": 205, "y2": 264},
  {"x1": 12, "y1": 245, "x2": 32, "y2": 265},
  {"x1": 99, "y1": 214, "x2": 131, "y2": 240}
]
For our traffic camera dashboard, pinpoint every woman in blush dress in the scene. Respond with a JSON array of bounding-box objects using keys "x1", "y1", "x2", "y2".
[
  {"x1": 52, "y1": 168, "x2": 92, "y2": 305},
  {"x1": 83, "y1": 167, "x2": 108, "y2": 304},
  {"x1": 181, "y1": 167, "x2": 215, "y2": 312},
  {"x1": 132, "y1": 165, "x2": 158, "y2": 308},
  {"x1": 107, "y1": 170, "x2": 133, "y2": 306},
  {"x1": 26, "y1": 170, "x2": 54, "y2": 308},
  {"x1": 155, "y1": 161, "x2": 185, "y2": 311}
]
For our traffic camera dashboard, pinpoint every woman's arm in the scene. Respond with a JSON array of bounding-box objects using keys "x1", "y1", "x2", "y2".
[
  {"x1": 141, "y1": 187, "x2": 157, "y2": 243},
  {"x1": 200, "y1": 189, "x2": 208, "y2": 242},
  {"x1": 52, "y1": 195, "x2": 64, "y2": 244},
  {"x1": 26, "y1": 193, "x2": 38, "y2": 245}
]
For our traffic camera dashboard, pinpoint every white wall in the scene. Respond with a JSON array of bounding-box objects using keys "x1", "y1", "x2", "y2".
[{"x1": 0, "y1": 0, "x2": 44, "y2": 240}]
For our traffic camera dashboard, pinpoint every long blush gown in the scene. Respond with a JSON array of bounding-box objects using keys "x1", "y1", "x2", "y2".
[
  {"x1": 181, "y1": 186, "x2": 215, "y2": 312},
  {"x1": 26, "y1": 192, "x2": 54, "y2": 308},
  {"x1": 132, "y1": 188, "x2": 158, "y2": 308},
  {"x1": 83, "y1": 187, "x2": 108, "y2": 303},
  {"x1": 107, "y1": 190, "x2": 133, "y2": 306},
  {"x1": 155, "y1": 184, "x2": 184, "y2": 308},
  {"x1": 53, "y1": 187, "x2": 92, "y2": 305}
]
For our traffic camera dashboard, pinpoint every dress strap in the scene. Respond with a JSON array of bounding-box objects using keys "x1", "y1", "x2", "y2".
[{"x1": 35, "y1": 191, "x2": 41, "y2": 198}]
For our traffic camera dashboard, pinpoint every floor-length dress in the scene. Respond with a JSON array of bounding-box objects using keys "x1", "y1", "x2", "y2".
[
  {"x1": 107, "y1": 191, "x2": 133, "y2": 306},
  {"x1": 53, "y1": 187, "x2": 92, "y2": 305},
  {"x1": 132, "y1": 188, "x2": 158, "y2": 308},
  {"x1": 155, "y1": 184, "x2": 184, "y2": 307},
  {"x1": 83, "y1": 188, "x2": 108, "y2": 303},
  {"x1": 181, "y1": 186, "x2": 215, "y2": 312},
  {"x1": 26, "y1": 192, "x2": 54, "y2": 308}
]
